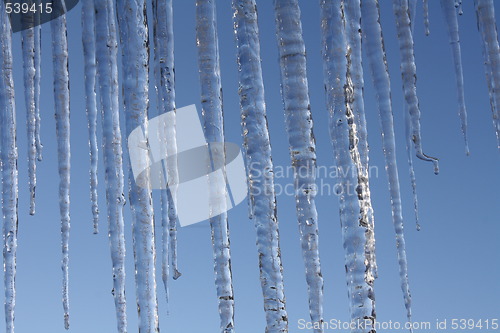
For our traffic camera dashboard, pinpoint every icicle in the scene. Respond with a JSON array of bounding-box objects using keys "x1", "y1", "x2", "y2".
[
  {"x1": 232, "y1": 1, "x2": 288, "y2": 331},
  {"x1": 21, "y1": 15, "x2": 37, "y2": 215},
  {"x1": 342, "y1": 0, "x2": 377, "y2": 281},
  {"x1": 51, "y1": 3, "x2": 71, "y2": 328},
  {"x1": 393, "y1": 0, "x2": 439, "y2": 174},
  {"x1": 408, "y1": 0, "x2": 421, "y2": 230},
  {"x1": 362, "y1": 0, "x2": 413, "y2": 327},
  {"x1": 82, "y1": 0, "x2": 99, "y2": 233},
  {"x1": 0, "y1": 6, "x2": 19, "y2": 333},
  {"x1": 151, "y1": 0, "x2": 181, "y2": 306},
  {"x1": 94, "y1": 0, "x2": 128, "y2": 331},
  {"x1": 195, "y1": 2, "x2": 235, "y2": 332},
  {"x1": 475, "y1": 0, "x2": 500, "y2": 149},
  {"x1": 458, "y1": 0, "x2": 463, "y2": 15},
  {"x1": 34, "y1": 0, "x2": 42, "y2": 161},
  {"x1": 408, "y1": 0, "x2": 417, "y2": 30},
  {"x1": 405, "y1": 110, "x2": 420, "y2": 230},
  {"x1": 116, "y1": 0, "x2": 160, "y2": 331},
  {"x1": 273, "y1": 0, "x2": 323, "y2": 331},
  {"x1": 423, "y1": 0, "x2": 430, "y2": 35},
  {"x1": 440, "y1": 0, "x2": 470, "y2": 155},
  {"x1": 319, "y1": 1, "x2": 376, "y2": 330}
]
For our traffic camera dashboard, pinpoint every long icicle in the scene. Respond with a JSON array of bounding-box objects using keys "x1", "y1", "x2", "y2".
[
  {"x1": 196, "y1": 1, "x2": 235, "y2": 332},
  {"x1": 151, "y1": 0, "x2": 181, "y2": 307},
  {"x1": 116, "y1": 0, "x2": 160, "y2": 331},
  {"x1": 0, "y1": 6, "x2": 19, "y2": 333},
  {"x1": 440, "y1": 0, "x2": 470, "y2": 155},
  {"x1": 82, "y1": 0, "x2": 100, "y2": 233},
  {"x1": 94, "y1": 0, "x2": 128, "y2": 331},
  {"x1": 34, "y1": 0, "x2": 43, "y2": 161},
  {"x1": 273, "y1": 0, "x2": 323, "y2": 331},
  {"x1": 408, "y1": 0, "x2": 421, "y2": 230},
  {"x1": 320, "y1": 1, "x2": 376, "y2": 330},
  {"x1": 475, "y1": 0, "x2": 500, "y2": 149},
  {"x1": 232, "y1": 1, "x2": 288, "y2": 331},
  {"x1": 343, "y1": 0, "x2": 377, "y2": 282},
  {"x1": 21, "y1": 14, "x2": 37, "y2": 215},
  {"x1": 393, "y1": 0, "x2": 439, "y2": 174},
  {"x1": 362, "y1": 0, "x2": 413, "y2": 327},
  {"x1": 51, "y1": 2, "x2": 71, "y2": 328}
]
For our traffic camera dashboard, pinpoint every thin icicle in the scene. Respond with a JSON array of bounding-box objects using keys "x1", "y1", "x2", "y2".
[
  {"x1": 151, "y1": 0, "x2": 181, "y2": 306},
  {"x1": 458, "y1": 0, "x2": 463, "y2": 15},
  {"x1": 51, "y1": 3, "x2": 71, "y2": 328},
  {"x1": 319, "y1": 1, "x2": 376, "y2": 331},
  {"x1": 232, "y1": 1, "x2": 288, "y2": 332},
  {"x1": 196, "y1": 1, "x2": 235, "y2": 332},
  {"x1": 405, "y1": 110, "x2": 420, "y2": 230},
  {"x1": 94, "y1": 0, "x2": 127, "y2": 331},
  {"x1": 21, "y1": 16, "x2": 37, "y2": 215},
  {"x1": 273, "y1": 0, "x2": 323, "y2": 331},
  {"x1": 408, "y1": 0, "x2": 421, "y2": 230},
  {"x1": 0, "y1": 6, "x2": 18, "y2": 333},
  {"x1": 362, "y1": 0, "x2": 413, "y2": 327},
  {"x1": 116, "y1": 0, "x2": 160, "y2": 331},
  {"x1": 475, "y1": 0, "x2": 500, "y2": 149},
  {"x1": 423, "y1": 0, "x2": 430, "y2": 35},
  {"x1": 440, "y1": 0, "x2": 469, "y2": 155},
  {"x1": 82, "y1": 0, "x2": 99, "y2": 232},
  {"x1": 342, "y1": 0, "x2": 377, "y2": 281},
  {"x1": 34, "y1": 0, "x2": 43, "y2": 161},
  {"x1": 393, "y1": 0, "x2": 439, "y2": 174}
]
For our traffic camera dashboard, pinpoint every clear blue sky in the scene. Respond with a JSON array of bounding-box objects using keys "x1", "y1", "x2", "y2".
[{"x1": 2, "y1": 1, "x2": 499, "y2": 332}]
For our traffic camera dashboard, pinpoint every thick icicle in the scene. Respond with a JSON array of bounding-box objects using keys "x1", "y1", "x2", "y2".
[
  {"x1": 393, "y1": 0, "x2": 439, "y2": 173},
  {"x1": 194, "y1": 2, "x2": 236, "y2": 331},
  {"x1": 343, "y1": 0, "x2": 377, "y2": 281},
  {"x1": 440, "y1": 0, "x2": 470, "y2": 155},
  {"x1": 232, "y1": 1, "x2": 288, "y2": 331},
  {"x1": 475, "y1": 0, "x2": 500, "y2": 148},
  {"x1": 51, "y1": 4, "x2": 71, "y2": 328},
  {"x1": 423, "y1": 0, "x2": 430, "y2": 35},
  {"x1": 272, "y1": 0, "x2": 323, "y2": 330},
  {"x1": 82, "y1": 0, "x2": 99, "y2": 232},
  {"x1": 151, "y1": 0, "x2": 181, "y2": 306},
  {"x1": 320, "y1": 1, "x2": 376, "y2": 331},
  {"x1": 196, "y1": 1, "x2": 235, "y2": 332},
  {"x1": 0, "y1": 6, "x2": 18, "y2": 333},
  {"x1": 34, "y1": 0, "x2": 43, "y2": 162},
  {"x1": 362, "y1": 0, "x2": 413, "y2": 326},
  {"x1": 116, "y1": 0, "x2": 160, "y2": 331},
  {"x1": 21, "y1": 16, "x2": 37, "y2": 215},
  {"x1": 94, "y1": 0, "x2": 128, "y2": 331}
]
